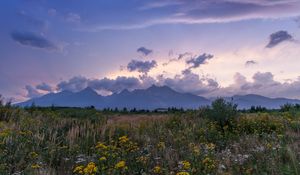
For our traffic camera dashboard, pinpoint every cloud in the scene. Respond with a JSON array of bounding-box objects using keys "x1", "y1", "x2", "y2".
[
  {"x1": 186, "y1": 53, "x2": 213, "y2": 69},
  {"x1": 207, "y1": 71, "x2": 300, "y2": 99},
  {"x1": 81, "y1": 0, "x2": 300, "y2": 31},
  {"x1": 56, "y1": 76, "x2": 144, "y2": 94},
  {"x1": 36, "y1": 83, "x2": 53, "y2": 92},
  {"x1": 57, "y1": 76, "x2": 89, "y2": 92},
  {"x1": 266, "y1": 30, "x2": 293, "y2": 48},
  {"x1": 137, "y1": 47, "x2": 153, "y2": 56},
  {"x1": 245, "y1": 60, "x2": 257, "y2": 66},
  {"x1": 127, "y1": 60, "x2": 157, "y2": 73},
  {"x1": 158, "y1": 70, "x2": 219, "y2": 95},
  {"x1": 11, "y1": 31, "x2": 60, "y2": 51},
  {"x1": 89, "y1": 76, "x2": 143, "y2": 93},
  {"x1": 66, "y1": 13, "x2": 81, "y2": 23},
  {"x1": 25, "y1": 85, "x2": 43, "y2": 98},
  {"x1": 163, "y1": 52, "x2": 192, "y2": 66},
  {"x1": 139, "y1": 0, "x2": 183, "y2": 10},
  {"x1": 35, "y1": 70, "x2": 300, "y2": 99}
]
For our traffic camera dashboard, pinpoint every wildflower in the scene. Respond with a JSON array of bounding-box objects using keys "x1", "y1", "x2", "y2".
[
  {"x1": 118, "y1": 136, "x2": 129, "y2": 144},
  {"x1": 83, "y1": 162, "x2": 97, "y2": 175},
  {"x1": 206, "y1": 143, "x2": 216, "y2": 150},
  {"x1": 99, "y1": 156, "x2": 107, "y2": 161},
  {"x1": 176, "y1": 172, "x2": 190, "y2": 175},
  {"x1": 29, "y1": 152, "x2": 38, "y2": 159},
  {"x1": 73, "y1": 165, "x2": 84, "y2": 174},
  {"x1": 202, "y1": 157, "x2": 216, "y2": 170},
  {"x1": 157, "y1": 142, "x2": 166, "y2": 150},
  {"x1": 193, "y1": 146, "x2": 200, "y2": 155},
  {"x1": 31, "y1": 164, "x2": 41, "y2": 169},
  {"x1": 179, "y1": 161, "x2": 191, "y2": 170},
  {"x1": 0, "y1": 129, "x2": 10, "y2": 137},
  {"x1": 136, "y1": 156, "x2": 148, "y2": 164},
  {"x1": 115, "y1": 160, "x2": 128, "y2": 170},
  {"x1": 153, "y1": 166, "x2": 162, "y2": 174},
  {"x1": 95, "y1": 142, "x2": 108, "y2": 150},
  {"x1": 266, "y1": 143, "x2": 272, "y2": 149}
]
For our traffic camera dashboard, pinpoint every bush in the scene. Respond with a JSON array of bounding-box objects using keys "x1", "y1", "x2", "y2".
[{"x1": 208, "y1": 98, "x2": 238, "y2": 128}]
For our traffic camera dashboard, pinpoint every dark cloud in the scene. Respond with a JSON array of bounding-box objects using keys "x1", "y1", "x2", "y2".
[
  {"x1": 137, "y1": 47, "x2": 153, "y2": 56},
  {"x1": 11, "y1": 31, "x2": 59, "y2": 51},
  {"x1": 56, "y1": 76, "x2": 144, "y2": 94},
  {"x1": 245, "y1": 60, "x2": 257, "y2": 66},
  {"x1": 89, "y1": 76, "x2": 142, "y2": 93},
  {"x1": 266, "y1": 30, "x2": 293, "y2": 48},
  {"x1": 36, "y1": 83, "x2": 53, "y2": 92},
  {"x1": 25, "y1": 85, "x2": 43, "y2": 98},
  {"x1": 186, "y1": 53, "x2": 213, "y2": 69},
  {"x1": 127, "y1": 60, "x2": 157, "y2": 73},
  {"x1": 57, "y1": 76, "x2": 89, "y2": 92}
]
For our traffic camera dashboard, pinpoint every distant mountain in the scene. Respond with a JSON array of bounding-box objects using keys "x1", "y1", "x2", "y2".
[
  {"x1": 17, "y1": 86, "x2": 300, "y2": 109},
  {"x1": 228, "y1": 94, "x2": 300, "y2": 109},
  {"x1": 17, "y1": 85, "x2": 210, "y2": 109}
]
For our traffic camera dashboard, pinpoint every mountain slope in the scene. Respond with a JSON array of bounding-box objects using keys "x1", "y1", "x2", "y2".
[
  {"x1": 17, "y1": 85, "x2": 210, "y2": 109},
  {"x1": 17, "y1": 86, "x2": 300, "y2": 109},
  {"x1": 229, "y1": 94, "x2": 300, "y2": 109}
]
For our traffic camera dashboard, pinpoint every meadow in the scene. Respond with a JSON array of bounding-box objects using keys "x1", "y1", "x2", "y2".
[{"x1": 1, "y1": 99, "x2": 300, "y2": 175}]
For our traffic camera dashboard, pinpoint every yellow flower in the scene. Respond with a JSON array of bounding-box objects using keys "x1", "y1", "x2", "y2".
[
  {"x1": 83, "y1": 162, "x2": 98, "y2": 175},
  {"x1": 31, "y1": 164, "x2": 41, "y2": 169},
  {"x1": 153, "y1": 166, "x2": 162, "y2": 174},
  {"x1": 99, "y1": 156, "x2": 107, "y2": 161},
  {"x1": 118, "y1": 136, "x2": 129, "y2": 144},
  {"x1": 202, "y1": 157, "x2": 216, "y2": 170},
  {"x1": 176, "y1": 172, "x2": 190, "y2": 175},
  {"x1": 266, "y1": 143, "x2": 272, "y2": 149},
  {"x1": 95, "y1": 142, "x2": 108, "y2": 150},
  {"x1": 157, "y1": 142, "x2": 166, "y2": 150},
  {"x1": 179, "y1": 161, "x2": 191, "y2": 170},
  {"x1": 115, "y1": 160, "x2": 128, "y2": 170},
  {"x1": 73, "y1": 165, "x2": 84, "y2": 174},
  {"x1": 29, "y1": 152, "x2": 38, "y2": 158},
  {"x1": 206, "y1": 143, "x2": 216, "y2": 150},
  {"x1": 136, "y1": 156, "x2": 148, "y2": 164},
  {"x1": 193, "y1": 146, "x2": 200, "y2": 155}
]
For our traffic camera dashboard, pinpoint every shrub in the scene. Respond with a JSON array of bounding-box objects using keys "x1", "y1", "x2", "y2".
[{"x1": 207, "y1": 98, "x2": 238, "y2": 128}]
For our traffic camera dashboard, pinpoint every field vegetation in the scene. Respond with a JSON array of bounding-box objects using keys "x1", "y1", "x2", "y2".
[{"x1": 1, "y1": 97, "x2": 300, "y2": 175}]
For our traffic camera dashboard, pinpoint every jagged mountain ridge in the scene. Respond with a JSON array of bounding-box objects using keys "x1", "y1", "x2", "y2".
[{"x1": 17, "y1": 85, "x2": 300, "y2": 109}]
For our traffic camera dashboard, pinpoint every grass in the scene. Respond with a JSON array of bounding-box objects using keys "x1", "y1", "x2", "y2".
[{"x1": 0, "y1": 105, "x2": 300, "y2": 175}]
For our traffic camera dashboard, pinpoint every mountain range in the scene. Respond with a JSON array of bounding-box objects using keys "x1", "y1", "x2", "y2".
[{"x1": 17, "y1": 85, "x2": 300, "y2": 109}]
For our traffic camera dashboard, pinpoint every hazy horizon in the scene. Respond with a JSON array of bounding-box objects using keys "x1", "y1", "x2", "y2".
[{"x1": 1, "y1": 0, "x2": 300, "y2": 102}]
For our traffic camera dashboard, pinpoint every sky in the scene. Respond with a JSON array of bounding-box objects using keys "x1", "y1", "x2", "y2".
[{"x1": 1, "y1": 0, "x2": 300, "y2": 102}]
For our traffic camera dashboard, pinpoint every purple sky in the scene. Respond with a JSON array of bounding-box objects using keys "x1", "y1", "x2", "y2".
[{"x1": 1, "y1": 0, "x2": 300, "y2": 102}]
